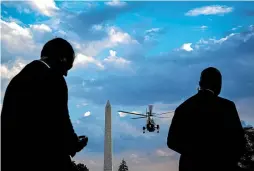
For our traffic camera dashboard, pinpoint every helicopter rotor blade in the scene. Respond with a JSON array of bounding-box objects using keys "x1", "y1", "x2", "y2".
[
  {"x1": 131, "y1": 116, "x2": 147, "y2": 119},
  {"x1": 152, "y1": 111, "x2": 175, "y2": 116},
  {"x1": 153, "y1": 116, "x2": 171, "y2": 118},
  {"x1": 118, "y1": 111, "x2": 147, "y2": 117}
]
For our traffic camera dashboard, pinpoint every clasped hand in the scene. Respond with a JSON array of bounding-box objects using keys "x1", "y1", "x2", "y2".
[
  {"x1": 76, "y1": 135, "x2": 88, "y2": 152},
  {"x1": 70, "y1": 135, "x2": 88, "y2": 157}
]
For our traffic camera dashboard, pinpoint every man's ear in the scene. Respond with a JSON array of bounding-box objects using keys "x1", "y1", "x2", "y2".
[
  {"x1": 62, "y1": 57, "x2": 67, "y2": 62},
  {"x1": 41, "y1": 56, "x2": 48, "y2": 60}
]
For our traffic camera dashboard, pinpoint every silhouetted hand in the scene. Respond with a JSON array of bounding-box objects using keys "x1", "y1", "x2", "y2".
[{"x1": 76, "y1": 135, "x2": 88, "y2": 152}]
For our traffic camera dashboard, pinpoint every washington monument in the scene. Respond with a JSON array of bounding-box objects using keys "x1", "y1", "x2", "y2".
[{"x1": 104, "y1": 100, "x2": 113, "y2": 171}]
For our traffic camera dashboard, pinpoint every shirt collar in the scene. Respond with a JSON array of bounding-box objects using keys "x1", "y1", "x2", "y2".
[
  {"x1": 39, "y1": 60, "x2": 50, "y2": 69},
  {"x1": 199, "y1": 88, "x2": 215, "y2": 95}
]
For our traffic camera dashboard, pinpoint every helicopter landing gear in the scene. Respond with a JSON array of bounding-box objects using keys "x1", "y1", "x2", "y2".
[
  {"x1": 157, "y1": 125, "x2": 160, "y2": 133},
  {"x1": 143, "y1": 126, "x2": 146, "y2": 133}
]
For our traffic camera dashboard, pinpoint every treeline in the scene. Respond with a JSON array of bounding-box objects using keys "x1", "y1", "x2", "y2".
[
  {"x1": 71, "y1": 159, "x2": 129, "y2": 171},
  {"x1": 238, "y1": 127, "x2": 254, "y2": 171},
  {"x1": 71, "y1": 161, "x2": 89, "y2": 171}
]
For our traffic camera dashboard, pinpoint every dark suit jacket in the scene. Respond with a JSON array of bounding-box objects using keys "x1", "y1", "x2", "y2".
[
  {"x1": 1, "y1": 60, "x2": 79, "y2": 171},
  {"x1": 167, "y1": 90, "x2": 245, "y2": 170}
]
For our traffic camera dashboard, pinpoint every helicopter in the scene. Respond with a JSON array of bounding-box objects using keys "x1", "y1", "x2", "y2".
[{"x1": 118, "y1": 105, "x2": 174, "y2": 133}]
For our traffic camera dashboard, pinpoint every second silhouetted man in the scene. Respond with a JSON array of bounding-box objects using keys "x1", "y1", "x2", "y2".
[{"x1": 167, "y1": 67, "x2": 245, "y2": 171}]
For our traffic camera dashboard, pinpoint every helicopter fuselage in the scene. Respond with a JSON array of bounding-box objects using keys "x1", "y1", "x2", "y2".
[{"x1": 143, "y1": 117, "x2": 159, "y2": 133}]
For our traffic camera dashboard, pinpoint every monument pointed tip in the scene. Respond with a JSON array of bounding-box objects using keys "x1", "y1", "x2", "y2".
[{"x1": 106, "y1": 100, "x2": 111, "y2": 107}]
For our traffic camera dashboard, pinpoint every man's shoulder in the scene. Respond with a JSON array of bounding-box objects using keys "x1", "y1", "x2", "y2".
[
  {"x1": 22, "y1": 60, "x2": 43, "y2": 69},
  {"x1": 7, "y1": 61, "x2": 36, "y2": 82},
  {"x1": 175, "y1": 94, "x2": 197, "y2": 111},
  {"x1": 217, "y1": 96, "x2": 235, "y2": 106},
  {"x1": 27, "y1": 60, "x2": 65, "y2": 82},
  {"x1": 15, "y1": 60, "x2": 46, "y2": 76}
]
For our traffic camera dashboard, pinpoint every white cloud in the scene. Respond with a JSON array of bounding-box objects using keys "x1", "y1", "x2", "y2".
[
  {"x1": 29, "y1": 0, "x2": 59, "y2": 17},
  {"x1": 24, "y1": 8, "x2": 31, "y2": 14},
  {"x1": 130, "y1": 153, "x2": 138, "y2": 159},
  {"x1": 104, "y1": 50, "x2": 131, "y2": 68},
  {"x1": 74, "y1": 26, "x2": 137, "y2": 57},
  {"x1": 89, "y1": 160, "x2": 97, "y2": 165},
  {"x1": 1, "y1": 19, "x2": 31, "y2": 38},
  {"x1": 1, "y1": 20, "x2": 52, "y2": 52},
  {"x1": 232, "y1": 25, "x2": 242, "y2": 31},
  {"x1": 5, "y1": 16, "x2": 22, "y2": 24},
  {"x1": 144, "y1": 27, "x2": 163, "y2": 42},
  {"x1": 190, "y1": 28, "x2": 254, "y2": 52},
  {"x1": 76, "y1": 103, "x2": 88, "y2": 108},
  {"x1": 193, "y1": 33, "x2": 238, "y2": 51},
  {"x1": 29, "y1": 24, "x2": 53, "y2": 42},
  {"x1": 92, "y1": 24, "x2": 103, "y2": 31},
  {"x1": 0, "y1": 19, "x2": 40, "y2": 58},
  {"x1": 53, "y1": 30, "x2": 67, "y2": 38},
  {"x1": 197, "y1": 39, "x2": 209, "y2": 45},
  {"x1": 105, "y1": 0, "x2": 126, "y2": 7},
  {"x1": 71, "y1": 41, "x2": 82, "y2": 50},
  {"x1": 210, "y1": 33, "x2": 236, "y2": 44},
  {"x1": 30, "y1": 24, "x2": 52, "y2": 32},
  {"x1": 145, "y1": 28, "x2": 161, "y2": 34},
  {"x1": 108, "y1": 27, "x2": 137, "y2": 45},
  {"x1": 144, "y1": 35, "x2": 151, "y2": 41},
  {"x1": 114, "y1": 120, "x2": 150, "y2": 138},
  {"x1": 156, "y1": 149, "x2": 171, "y2": 157},
  {"x1": 129, "y1": 153, "x2": 142, "y2": 164},
  {"x1": 180, "y1": 43, "x2": 193, "y2": 52},
  {"x1": 74, "y1": 53, "x2": 105, "y2": 69},
  {"x1": 59, "y1": 30, "x2": 67, "y2": 35},
  {"x1": 0, "y1": 59, "x2": 27, "y2": 80},
  {"x1": 84, "y1": 111, "x2": 91, "y2": 117},
  {"x1": 200, "y1": 25, "x2": 208, "y2": 30},
  {"x1": 186, "y1": 5, "x2": 233, "y2": 16}
]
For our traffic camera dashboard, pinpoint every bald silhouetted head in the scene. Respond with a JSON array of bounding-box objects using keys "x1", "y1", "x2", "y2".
[
  {"x1": 199, "y1": 67, "x2": 222, "y2": 96},
  {"x1": 41, "y1": 38, "x2": 75, "y2": 76}
]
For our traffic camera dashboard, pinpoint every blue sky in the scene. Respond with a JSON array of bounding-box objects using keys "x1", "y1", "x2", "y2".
[{"x1": 1, "y1": 1, "x2": 254, "y2": 171}]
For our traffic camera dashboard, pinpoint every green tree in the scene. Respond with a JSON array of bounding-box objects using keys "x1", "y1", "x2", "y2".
[
  {"x1": 77, "y1": 163, "x2": 89, "y2": 171},
  {"x1": 71, "y1": 161, "x2": 89, "y2": 171},
  {"x1": 238, "y1": 127, "x2": 254, "y2": 171},
  {"x1": 118, "y1": 159, "x2": 129, "y2": 171}
]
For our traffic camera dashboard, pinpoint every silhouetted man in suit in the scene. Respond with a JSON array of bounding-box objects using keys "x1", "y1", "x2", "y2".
[
  {"x1": 167, "y1": 67, "x2": 245, "y2": 171},
  {"x1": 1, "y1": 38, "x2": 88, "y2": 171}
]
